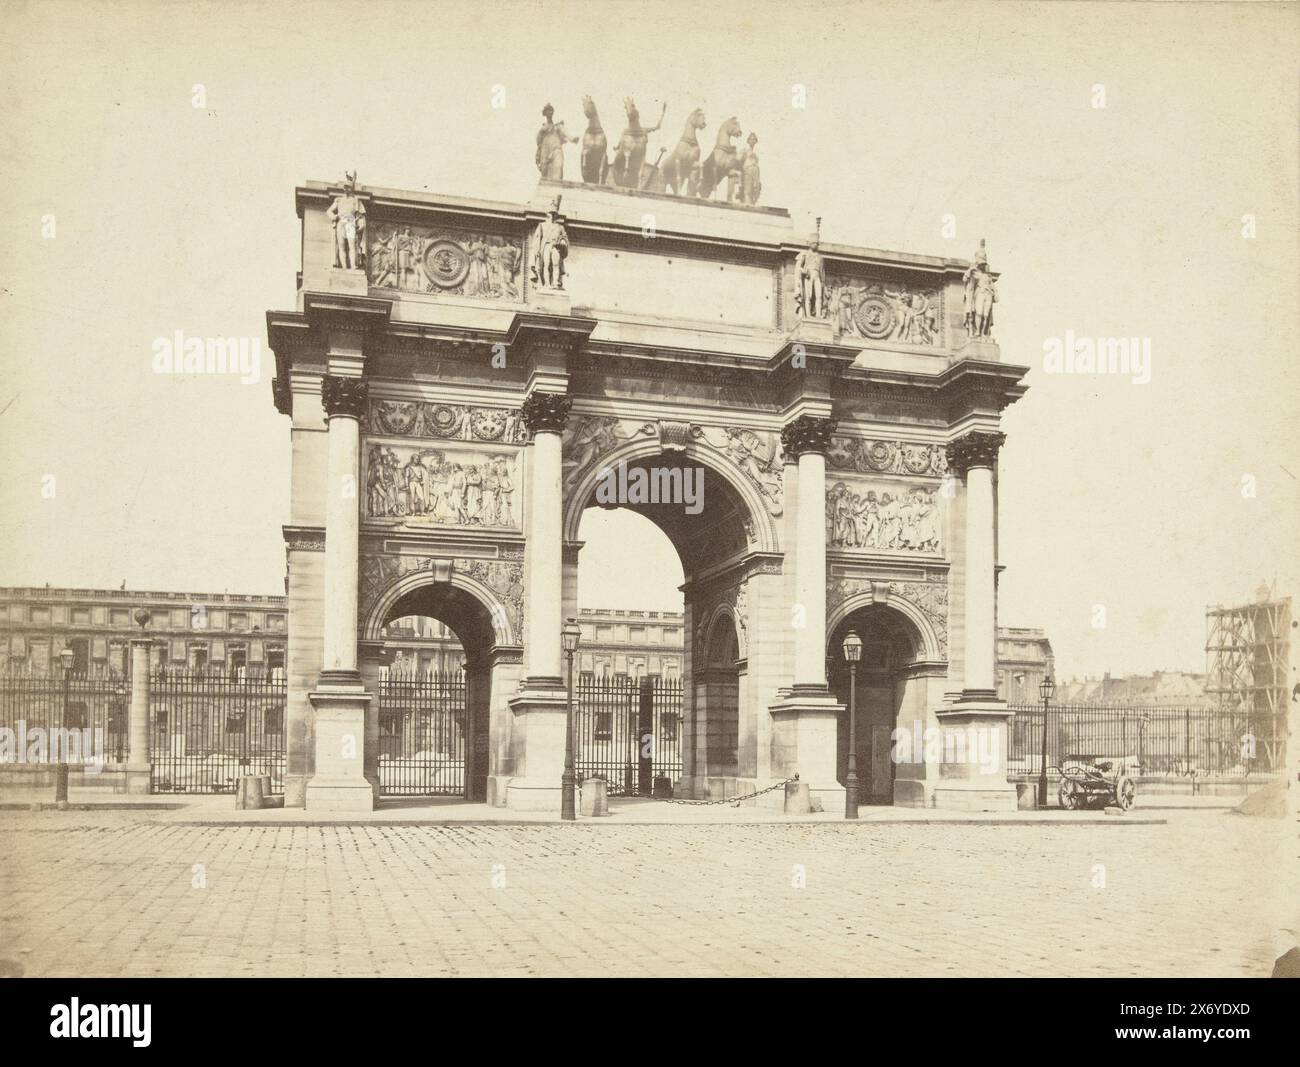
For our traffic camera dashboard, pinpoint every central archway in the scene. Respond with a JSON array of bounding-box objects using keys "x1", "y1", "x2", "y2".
[{"x1": 565, "y1": 441, "x2": 780, "y2": 800}]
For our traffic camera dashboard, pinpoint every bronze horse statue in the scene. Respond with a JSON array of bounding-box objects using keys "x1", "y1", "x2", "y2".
[
  {"x1": 609, "y1": 98, "x2": 666, "y2": 189},
  {"x1": 698, "y1": 116, "x2": 742, "y2": 199},
  {"x1": 661, "y1": 108, "x2": 707, "y2": 196},
  {"x1": 580, "y1": 96, "x2": 609, "y2": 185}
]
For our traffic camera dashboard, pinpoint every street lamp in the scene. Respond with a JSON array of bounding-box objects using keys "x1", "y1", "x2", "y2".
[
  {"x1": 561, "y1": 617, "x2": 582, "y2": 821},
  {"x1": 842, "y1": 631, "x2": 862, "y2": 819},
  {"x1": 1038, "y1": 673, "x2": 1055, "y2": 808},
  {"x1": 56, "y1": 646, "x2": 75, "y2": 807}
]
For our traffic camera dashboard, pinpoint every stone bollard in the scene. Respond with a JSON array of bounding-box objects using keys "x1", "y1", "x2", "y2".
[
  {"x1": 580, "y1": 777, "x2": 609, "y2": 817},
  {"x1": 1016, "y1": 783, "x2": 1036, "y2": 810},
  {"x1": 652, "y1": 775, "x2": 673, "y2": 799},
  {"x1": 783, "y1": 778, "x2": 812, "y2": 815},
  {"x1": 236, "y1": 774, "x2": 269, "y2": 810}
]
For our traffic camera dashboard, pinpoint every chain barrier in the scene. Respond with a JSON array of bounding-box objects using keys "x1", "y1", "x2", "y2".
[{"x1": 580, "y1": 774, "x2": 799, "y2": 806}]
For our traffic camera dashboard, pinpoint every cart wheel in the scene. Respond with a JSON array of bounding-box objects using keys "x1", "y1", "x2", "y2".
[
  {"x1": 1115, "y1": 776, "x2": 1136, "y2": 810},
  {"x1": 1058, "y1": 779, "x2": 1080, "y2": 810}
]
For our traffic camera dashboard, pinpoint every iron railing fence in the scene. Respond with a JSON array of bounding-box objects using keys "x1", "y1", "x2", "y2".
[
  {"x1": 574, "y1": 675, "x2": 683, "y2": 795},
  {"x1": 377, "y1": 670, "x2": 466, "y2": 795},
  {"x1": 149, "y1": 669, "x2": 285, "y2": 793},
  {"x1": 0, "y1": 666, "x2": 131, "y2": 765},
  {"x1": 1006, "y1": 703, "x2": 1287, "y2": 780}
]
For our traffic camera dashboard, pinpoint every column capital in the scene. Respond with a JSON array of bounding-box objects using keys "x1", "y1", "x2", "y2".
[
  {"x1": 520, "y1": 391, "x2": 572, "y2": 434},
  {"x1": 946, "y1": 430, "x2": 1005, "y2": 474},
  {"x1": 321, "y1": 375, "x2": 368, "y2": 419},
  {"x1": 780, "y1": 414, "x2": 836, "y2": 458}
]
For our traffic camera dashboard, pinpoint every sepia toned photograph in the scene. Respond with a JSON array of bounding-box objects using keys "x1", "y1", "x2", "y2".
[{"x1": 1, "y1": 0, "x2": 1297, "y2": 1031}]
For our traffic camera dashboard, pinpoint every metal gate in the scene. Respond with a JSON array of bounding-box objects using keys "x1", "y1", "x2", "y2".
[
  {"x1": 377, "y1": 670, "x2": 466, "y2": 795},
  {"x1": 575, "y1": 675, "x2": 683, "y2": 795},
  {"x1": 150, "y1": 670, "x2": 285, "y2": 793}
]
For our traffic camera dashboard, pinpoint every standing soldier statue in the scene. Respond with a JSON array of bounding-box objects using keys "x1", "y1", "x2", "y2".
[
  {"x1": 795, "y1": 218, "x2": 826, "y2": 318},
  {"x1": 963, "y1": 239, "x2": 997, "y2": 338},
  {"x1": 531, "y1": 196, "x2": 570, "y2": 290},
  {"x1": 327, "y1": 171, "x2": 366, "y2": 271}
]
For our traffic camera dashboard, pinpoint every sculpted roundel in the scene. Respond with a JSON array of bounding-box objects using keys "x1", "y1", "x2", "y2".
[
  {"x1": 854, "y1": 294, "x2": 895, "y2": 340},
  {"x1": 423, "y1": 239, "x2": 471, "y2": 289},
  {"x1": 470, "y1": 408, "x2": 506, "y2": 440}
]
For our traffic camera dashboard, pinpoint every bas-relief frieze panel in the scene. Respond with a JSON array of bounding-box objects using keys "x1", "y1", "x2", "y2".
[
  {"x1": 563, "y1": 416, "x2": 784, "y2": 517},
  {"x1": 358, "y1": 554, "x2": 524, "y2": 642},
  {"x1": 364, "y1": 443, "x2": 521, "y2": 531},
  {"x1": 367, "y1": 223, "x2": 525, "y2": 300},
  {"x1": 823, "y1": 274, "x2": 945, "y2": 348},
  {"x1": 827, "y1": 480, "x2": 943, "y2": 554},
  {"x1": 826, "y1": 576, "x2": 949, "y2": 659}
]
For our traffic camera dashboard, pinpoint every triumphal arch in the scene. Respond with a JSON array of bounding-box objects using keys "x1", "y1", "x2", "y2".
[{"x1": 266, "y1": 126, "x2": 1027, "y2": 813}]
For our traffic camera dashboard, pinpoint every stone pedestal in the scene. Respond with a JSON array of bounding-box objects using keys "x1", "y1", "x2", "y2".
[
  {"x1": 931, "y1": 703, "x2": 1017, "y2": 811},
  {"x1": 305, "y1": 686, "x2": 375, "y2": 812},
  {"x1": 327, "y1": 268, "x2": 369, "y2": 295},
  {"x1": 788, "y1": 316, "x2": 833, "y2": 345},
  {"x1": 952, "y1": 337, "x2": 1000, "y2": 363},
  {"x1": 529, "y1": 287, "x2": 571, "y2": 316},
  {"x1": 505, "y1": 686, "x2": 570, "y2": 811}
]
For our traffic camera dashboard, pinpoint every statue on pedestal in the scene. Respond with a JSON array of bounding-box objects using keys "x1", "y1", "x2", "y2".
[
  {"x1": 740, "y1": 133, "x2": 762, "y2": 205},
  {"x1": 795, "y1": 220, "x2": 827, "y2": 319},
  {"x1": 963, "y1": 239, "x2": 997, "y2": 338},
  {"x1": 536, "y1": 104, "x2": 578, "y2": 181},
  {"x1": 531, "y1": 197, "x2": 569, "y2": 290},
  {"x1": 327, "y1": 172, "x2": 367, "y2": 271}
]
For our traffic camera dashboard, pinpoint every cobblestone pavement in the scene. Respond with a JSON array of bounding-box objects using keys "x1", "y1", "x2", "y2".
[{"x1": 0, "y1": 809, "x2": 1292, "y2": 977}]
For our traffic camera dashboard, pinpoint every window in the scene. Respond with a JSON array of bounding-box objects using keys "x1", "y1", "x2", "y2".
[
  {"x1": 71, "y1": 608, "x2": 90, "y2": 626},
  {"x1": 68, "y1": 638, "x2": 90, "y2": 673},
  {"x1": 661, "y1": 712, "x2": 679, "y2": 742},
  {"x1": 229, "y1": 647, "x2": 247, "y2": 679},
  {"x1": 65, "y1": 701, "x2": 88, "y2": 729},
  {"x1": 229, "y1": 613, "x2": 248, "y2": 632},
  {"x1": 110, "y1": 608, "x2": 129, "y2": 627},
  {"x1": 31, "y1": 607, "x2": 50, "y2": 625},
  {"x1": 224, "y1": 711, "x2": 247, "y2": 733},
  {"x1": 263, "y1": 706, "x2": 283, "y2": 733},
  {"x1": 594, "y1": 711, "x2": 613, "y2": 741},
  {"x1": 188, "y1": 645, "x2": 208, "y2": 671}
]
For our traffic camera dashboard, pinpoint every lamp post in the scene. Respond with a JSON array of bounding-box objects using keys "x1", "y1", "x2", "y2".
[
  {"x1": 56, "y1": 646, "x2": 75, "y2": 807},
  {"x1": 561, "y1": 617, "x2": 582, "y2": 821},
  {"x1": 842, "y1": 631, "x2": 862, "y2": 819},
  {"x1": 1038, "y1": 673, "x2": 1055, "y2": 808}
]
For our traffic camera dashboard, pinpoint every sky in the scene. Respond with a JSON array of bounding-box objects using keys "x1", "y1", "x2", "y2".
[{"x1": 1, "y1": 0, "x2": 1296, "y2": 681}]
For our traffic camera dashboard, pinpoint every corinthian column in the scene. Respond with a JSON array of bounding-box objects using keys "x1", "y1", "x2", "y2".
[
  {"x1": 766, "y1": 413, "x2": 844, "y2": 813},
  {"x1": 932, "y1": 429, "x2": 1015, "y2": 812},
  {"x1": 306, "y1": 374, "x2": 374, "y2": 812},
  {"x1": 946, "y1": 431, "x2": 1004, "y2": 701},
  {"x1": 520, "y1": 391, "x2": 571, "y2": 684},
  {"x1": 505, "y1": 390, "x2": 574, "y2": 812},
  {"x1": 319, "y1": 375, "x2": 367, "y2": 684},
  {"x1": 780, "y1": 414, "x2": 835, "y2": 691}
]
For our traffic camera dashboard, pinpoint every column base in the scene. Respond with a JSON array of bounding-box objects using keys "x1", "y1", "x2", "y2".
[
  {"x1": 506, "y1": 684, "x2": 570, "y2": 813},
  {"x1": 931, "y1": 784, "x2": 1018, "y2": 812},
  {"x1": 283, "y1": 775, "x2": 309, "y2": 809},
  {"x1": 306, "y1": 683, "x2": 374, "y2": 813},
  {"x1": 124, "y1": 764, "x2": 151, "y2": 796},
  {"x1": 504, "y1": 777, "x2": 563, "y2": 812},
  {"x1": 769, "y1": 689, "x2": 845, "y2": 803},
  {"x1": 933, "y1": 700, "x2": 1015, "y2": 812}
]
